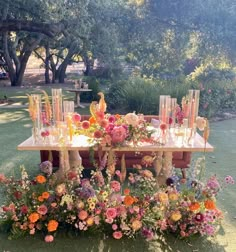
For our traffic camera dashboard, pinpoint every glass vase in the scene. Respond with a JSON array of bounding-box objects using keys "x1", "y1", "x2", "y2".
[
  {"x1": 159, "y1": 95, "x2": 171, "y2": 124},
  {"x1": 63, "y1": 101, "x2": 75, "y2": 121},
  {"x1": 188, "y1": 90, "x2": 200, "y2": 128},
  {"x1": 52, "y1": 89, "x2": 63, "y2": 124}
]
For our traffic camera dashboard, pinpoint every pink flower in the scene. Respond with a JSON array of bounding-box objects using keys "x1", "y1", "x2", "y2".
[
  {"x1": 111, "y1": 126, "x2": 127, "y2": 144},
  {"x1": 0, "y1": 174, "x2": 6, "y2": 183},
  {"x1": 112, "y1": 224, "x2": 118, "y2": 230},
  {"x1": 115, "y1": 170, "x2": 121, "y2": 177},
  {"x1": 99, "y1": 119, "x2": 109, "y2": 128},
  {"x1": 113, "y1": 231, "x2": 123, "y2": 239},
  {"x1": 105, "y1": 207, "x2": 117, "y2": 219},
  {"x1": 160, "y1": 123, "x2": 167, "y2": 131},
  {"x1": 81, "y1": 120, "x2": 90, "y2": 129},
  {"x1": 110, "y1": 181, "x2": 121, "y2": 192},
  {"x1": 29, "y1": 228, "x2": 35, "y2": 235},
  {"x1": 37, "y1": 205, "x2": 48, "y2": 215},
  {"x1": 101, "y1": 134, "x2": 112, "y2": 146},
  {"x1": 94, "y1": 130, "x2": 103, "y2": 139},
  {"x1": 72, "y1": 113, "x2": 81, "y2": 123},
  {"x1": 44, "y1": 235, "x2": 54, "y2": 243},
  {"x1": 108, "y1": 115, "x2": 116, "y2": 123},
  {"x1": 78, "y1": 210, "x2": 88, "y2": 221},
  {"x1": 225, "y1": 175, "x2": 235, "y2": 184}
]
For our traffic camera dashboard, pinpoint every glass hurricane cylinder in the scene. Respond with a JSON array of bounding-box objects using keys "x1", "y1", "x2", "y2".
[
  {"x1": 188, "y1": 90, "x2": 200, "y2": 128},
  {"x1": 52, "y1": 89, "x2": 63, "y2": 123},
  {"x1": 159, "y1": 95, "x2": 171, "y2": 124},
  {"x1": 170, "y1": 98, "x2": 177, "y2": 127},
  {"x1": 31, "y1": 94, "x2": 42, "y2": 144},
  {"x1": 63, "y1": 101, "x2": 75, "y2": 121}
]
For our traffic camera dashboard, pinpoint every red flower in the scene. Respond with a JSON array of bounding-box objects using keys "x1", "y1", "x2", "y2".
[
  {"x1": 13, "y1": 191, "x2": 22, "y2": 199},
  {"x1": 20, "y1": 205, "x2": 28, "y2": 214}
]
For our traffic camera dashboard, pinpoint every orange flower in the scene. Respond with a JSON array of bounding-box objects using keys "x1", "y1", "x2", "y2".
[
  {"x1": 38, "y1": 196, "x2": 44, "y2": 202},
  {"x1": 28, "y1": 212, "x2": 40, "y2": 223},
  {"x1": 124, "y1": 195, "x2": 135, "y2": 206},
  {"x1": 47, "y1": 220, "x2": 59, "y2": 232},
  {"x1": 36, "y1": 175, "x2": 46, "y2": 184},
  {"x1": 115, "y1": 114, "x2": 121, "y2": 119},
  {"x1": 124, "y1": 188, "x2": 130, "y2": 195},
  {"x1": 42, "y1": 192, "x2": 50, "y2": 199},
  {"x1": 204, "y1": 199, "x2": 216, "y2": 210},
  {"x1": 189, "y1": 202, "x2": 200, "y2": 211},
  {"x1": 89, "y1": 116, "x2": 96, "y2": 124}
]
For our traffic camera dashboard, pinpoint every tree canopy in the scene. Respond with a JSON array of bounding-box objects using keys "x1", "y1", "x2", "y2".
[{"x1": 0, "y1": 0, "x2": 236, "y2": 86}]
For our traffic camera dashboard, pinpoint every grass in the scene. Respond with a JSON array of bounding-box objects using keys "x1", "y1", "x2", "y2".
[{"x1": 0, "y1": 87, "x2": 236, "y2": 251}]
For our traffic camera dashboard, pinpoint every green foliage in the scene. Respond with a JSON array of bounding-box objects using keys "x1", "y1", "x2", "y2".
[
  {"x1": 199, "y1": 84, "x2": 236, "y2": 118},
  {"x1": 106, "y1": 76, "x2": 191, "y2": 114}
]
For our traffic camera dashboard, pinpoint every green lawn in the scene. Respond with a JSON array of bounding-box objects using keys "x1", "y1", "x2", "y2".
[{"x1": 0, "y1": 89, "x2": 236, "y2": 251}]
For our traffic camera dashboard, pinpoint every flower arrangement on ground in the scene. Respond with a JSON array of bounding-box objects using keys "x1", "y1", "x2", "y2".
[{"x1": 0, "y1": 158, "x2": 234, "y2": 243}]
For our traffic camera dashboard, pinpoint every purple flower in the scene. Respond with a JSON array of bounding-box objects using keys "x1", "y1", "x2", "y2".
[
  {"x1": 39, "y1": 161, "x2": 52, "y2": 176},
  {"x1": 141, "y1": 227, "x2": 154, "y2": 240}
]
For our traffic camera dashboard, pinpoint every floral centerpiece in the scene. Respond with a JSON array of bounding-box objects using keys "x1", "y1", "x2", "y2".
[
  {"x1": 74, "y1": 93, "x2": 157, "y2": 147},
  {"x1": 0, "y1": 158, "x2": 234, "y2": 243}
]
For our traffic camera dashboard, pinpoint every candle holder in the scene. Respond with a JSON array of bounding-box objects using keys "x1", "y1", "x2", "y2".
[
  {"x1": 30, "y1": 94, "x2": 42, "y2": 144},
  {"x1": 63, "y1": 101, "x2": 75, "y2": 121},
  {"x1": 188, "y1": 90, "x2": 200, "y2": 128},
  {"x1": 159, "y1": 95, "x2": 171, "y2": 124},
  {"x1": 170, "y1": 98, "x2": 177, "y2": 127},
  {"x1": 52, "y1": 89, "x2": 63, "y2": 123}
]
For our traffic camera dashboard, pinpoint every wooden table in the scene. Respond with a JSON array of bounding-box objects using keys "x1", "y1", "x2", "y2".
[
  {"x1": 65, "y1": 88, "x2": 92, "y2": 108},
  {"x1": 17, "y1": 132, "x2": 214, "y2": 184}
]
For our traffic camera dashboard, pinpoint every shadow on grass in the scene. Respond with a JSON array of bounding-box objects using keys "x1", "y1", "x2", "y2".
[{"x1": 0, "y1": 230, "x2": 228, "y2": 252}]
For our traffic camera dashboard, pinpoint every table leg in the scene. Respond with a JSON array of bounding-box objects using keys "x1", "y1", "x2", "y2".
[
  {"x1": 156, "y1": 151, "x2": 173, "y2": 186},
  {"x1": 56, "y1": 150, "x2": 70, "y2": 180},
  {"x1": 69, "y1": 150, "x2": 82, "y2": 169},
  {"x1": 75, "y1": 92, "x2": 85, "y2": 108}
]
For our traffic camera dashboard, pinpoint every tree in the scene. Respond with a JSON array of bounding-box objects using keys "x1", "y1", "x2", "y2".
[{"x1": 0, "y1": 0, "x2": 65, "y2": 86}]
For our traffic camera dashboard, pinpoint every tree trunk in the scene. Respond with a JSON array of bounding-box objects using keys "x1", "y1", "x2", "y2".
[
  {"x1": 2, "y1": 32, "x2": 17, "y2": 86},
  {"x1": 83, "y1": 57, "x2": 94, "y2": 76},
  {"x1": 57, "y1": 46, "x2": 76, "y2": 83},
  {"x1": 50, "y1": 59, "x2": 56, "y2": 83},
  {"x1": 45, "y1": 43, "x2": 51, "y2": 84}
]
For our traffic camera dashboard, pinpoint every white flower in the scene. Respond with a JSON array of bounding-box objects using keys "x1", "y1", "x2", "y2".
[
  {"x1": 196, "y1": 116, "x2": 207, "y2": 131},
  {"x1": 124, "y1": 113, "x2": 139, "y2": 126}
]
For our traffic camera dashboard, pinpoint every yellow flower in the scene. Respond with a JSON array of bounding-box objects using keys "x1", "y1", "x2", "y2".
[
  {"x1": 87, "y1": 197, "x2": 93, "y2": 203},
  {"x1": 89, "y1": 202, "x2": 96, "y2": 210},
  {"x1": 77, "y1": 201, "x2": 85, "y2": 209},
  {"x1": 158, "y1": 192, "x2": 169, "y2": 204},
  {"x1": 131, "y1": 219, "x2": 142, "y2": 231},
  {"x1": 102, "y1": 191, "x2": 108, "y2": 198},
  {"x1": 171, "y1": 211, "x2": 182, "y2": 222},
  {"x1": 169, "y1": 192, "x2": 179, "y2": 201},
  {"x1": 86, "y1": 217, "x2": 94, "y2": 226}
]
